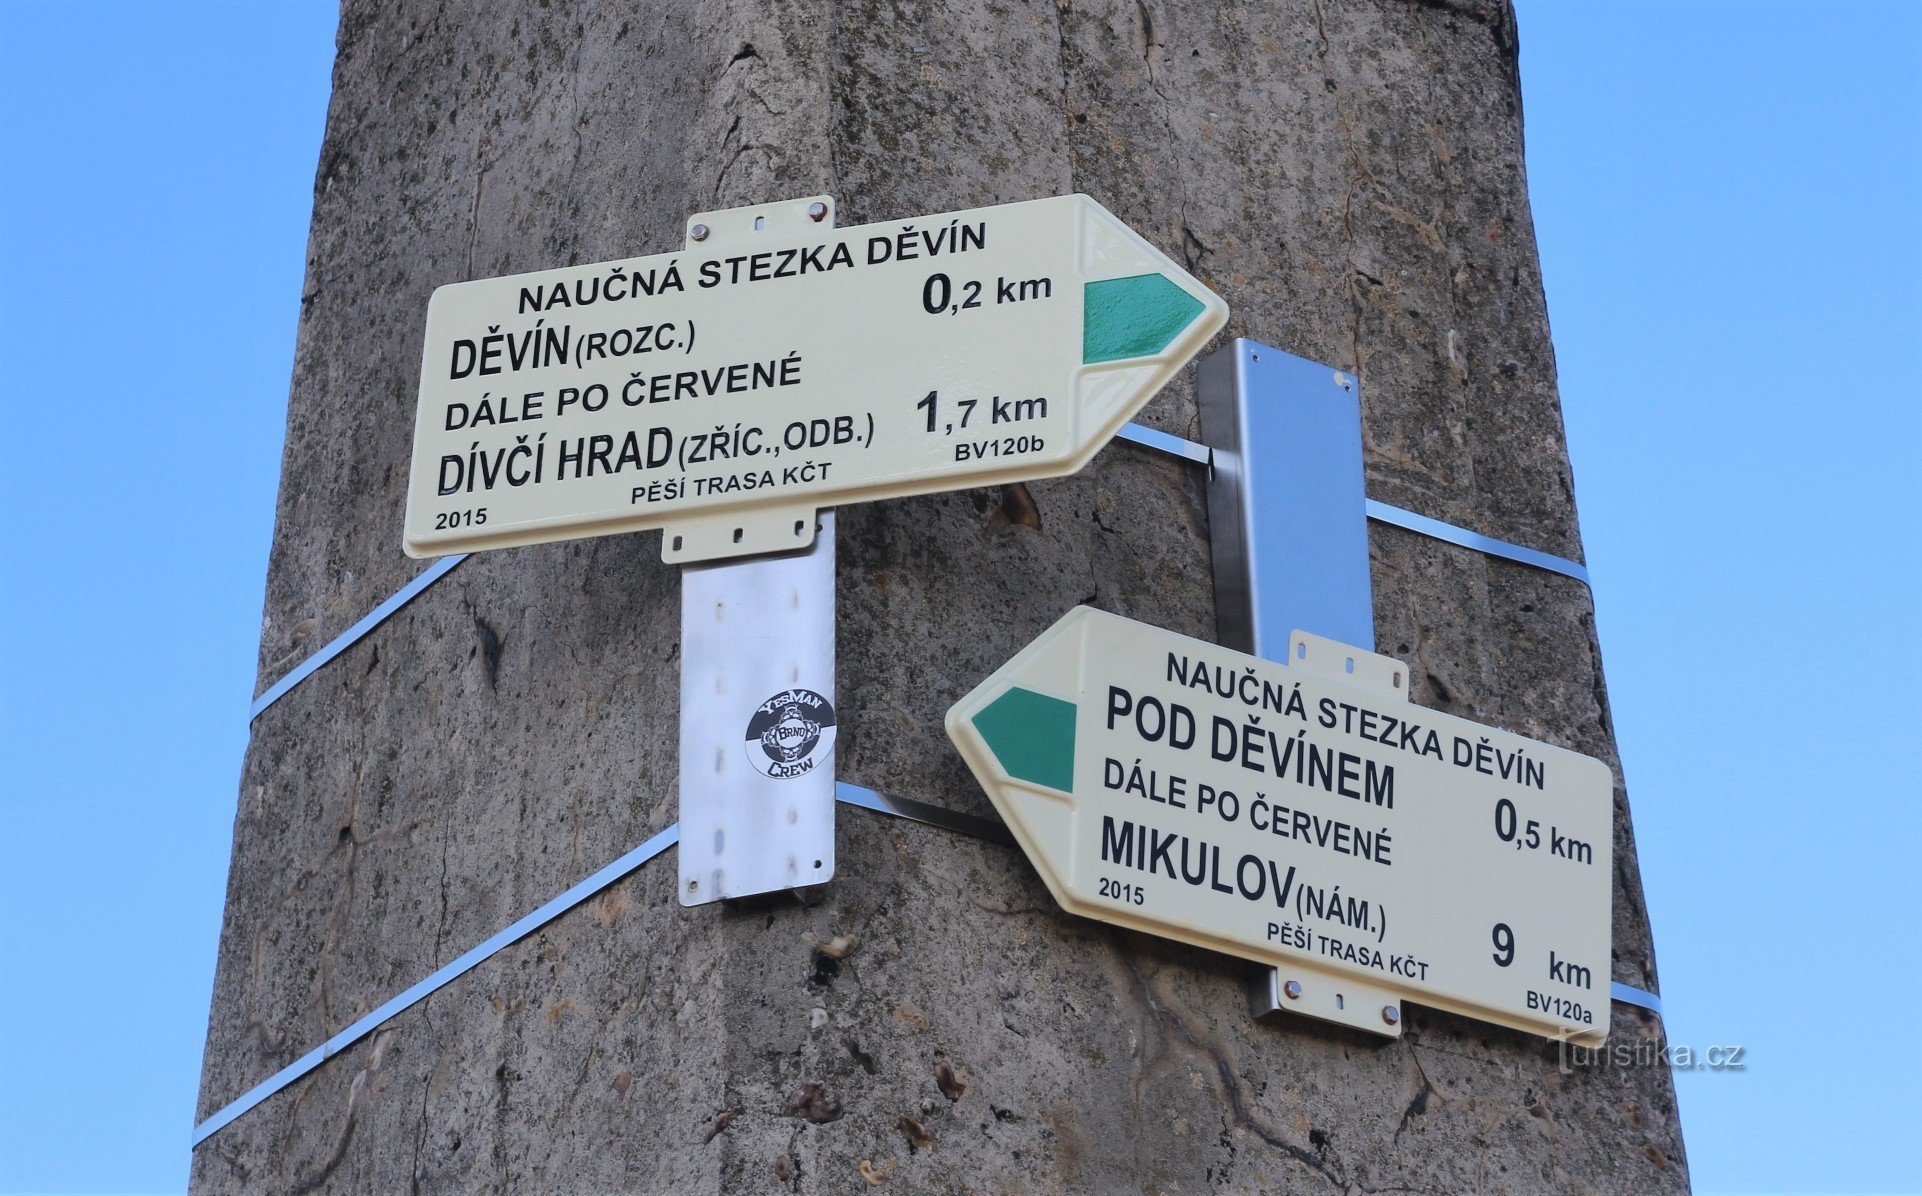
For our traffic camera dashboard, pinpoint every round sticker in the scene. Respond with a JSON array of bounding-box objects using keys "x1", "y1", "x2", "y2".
[{"x1": 744, "y1": 688, "x2": 837, "y2": 780}]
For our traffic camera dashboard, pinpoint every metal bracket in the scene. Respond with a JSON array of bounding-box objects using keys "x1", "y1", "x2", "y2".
[
  {"x1": 660, "y1": 195, "x2": 837, "y2": 564},
  {"x1": 1199, "y1": 339, "x2": 1391, "y2": 1034},
  {"x1": 676, "y1": 197, "x2": 840, "y2": 906},
  {"x1": 1197, "y1": 338, "x2": 1374, "y2": 658},
  {"x1": 1252, "y1": 967, "x2": 1406, "y2": 1039},
  {"x1": 1263, "y1": 632, "x2": 1412, "y2": 1037},
  {"x1": 1197, "y1": 340, "x2": 1632, "y2": 1036}
]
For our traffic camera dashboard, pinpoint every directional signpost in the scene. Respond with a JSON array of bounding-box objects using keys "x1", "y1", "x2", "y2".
[
  {"x1": 947, "y1": 607, "x2": 1614, "y2": 1044},
  {"x1": 404, "y1": 194, "x2": 1227, "y2": 563},
  {"x1": 402, "y1": 192, "x2": 1227, "y2": 906}
]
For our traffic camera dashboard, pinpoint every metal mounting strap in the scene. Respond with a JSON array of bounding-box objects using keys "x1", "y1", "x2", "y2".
[
  {"x1": 1364, "y1": 499, "x2": 1591, "y2": 585},
  {"x1": 186, "y1": 784, "x2": 993, "y2": 1148},
  {"x1": 1115, "y1": 421, "x2": 1212, "y2": 465},
  {"x1": 836, "y1": 781, "x2": 1016, "y2": 845},
  {"x1": 190, "y1": 823, "x2": 679, "y2": 1146},
  {"x1": 1115, "y1": 418, "x2": 1593, "y2": 588},
  {"x1": 248, "y1": 553, "x2": 468, "y2": 720},
  {"x1": 1610, "y1": 981, "x2": 1664, "y2": 1016},
  {"x1": 249, "y1": 423, "x2": 1587, "y2": 724},
  {"x1": 190, "y1": 783, "x2": 1662, "y2": 1148}
]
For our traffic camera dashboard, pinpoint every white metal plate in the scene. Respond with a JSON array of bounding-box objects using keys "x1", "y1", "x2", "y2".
[
  {"x1": 678, "y1": 512, "x2": 837, "y2": 905},
  {"x1": 946, "y1": 607, "x2": 1614, "y2": 1044},
  {"x1": 403, "y1": 193, "x2": 1226, "y2": 562}
]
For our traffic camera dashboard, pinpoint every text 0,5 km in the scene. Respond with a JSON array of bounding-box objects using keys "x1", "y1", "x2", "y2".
[{"x1": 1493, "y1": 797, "x2": 1595, "y2": 865}]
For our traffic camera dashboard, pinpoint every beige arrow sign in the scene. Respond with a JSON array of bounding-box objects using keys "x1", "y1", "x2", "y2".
[
  {"x1": 946, "y1": 607, "x2": 1614, "y2": 1044},
  {"x1": 403, "y1": 194, "x2": 1227, "y2": 563}
]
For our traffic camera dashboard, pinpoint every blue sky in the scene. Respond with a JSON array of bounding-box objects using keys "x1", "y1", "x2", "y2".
[
  {"x1": 0, "y1": 2, "x2": 1915, "y2": 1193},
  {"x1": 1524, "y1": 7, "x2": 1920, "y2": 1193}
]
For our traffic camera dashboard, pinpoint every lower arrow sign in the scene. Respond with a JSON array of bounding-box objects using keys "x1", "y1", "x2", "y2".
[{"x1": 946, "y1": 607, "x2": 1614, "y2": 1044}]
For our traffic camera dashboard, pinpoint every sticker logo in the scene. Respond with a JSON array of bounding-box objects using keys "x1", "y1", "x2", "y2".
[{"x1": 744, "y1": 688, "x2": 837, "y2": 780}]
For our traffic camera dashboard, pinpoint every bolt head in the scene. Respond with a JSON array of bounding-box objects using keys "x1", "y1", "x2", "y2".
[
  {"x1": 1382, "y1": 1004, "x2": 1400, "y2": 1026},
  {"x1": 1282, "y1": 980, "x2": 1303, "y2": 1000},
  {"x1": 807, "y1": 201, "x2": 828, "y2": 222},
  {"x1": 690, "y1": 223, "x2": 710, "y2": 242}
]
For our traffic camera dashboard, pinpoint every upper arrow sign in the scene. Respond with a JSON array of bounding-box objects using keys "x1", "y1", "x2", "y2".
[
  {"x1": 404, "y1": 194, "x2": 1227, "y2": 563},
  {"x1": 947, "y1": 607, "x2": 1615, "y2": 1045}
]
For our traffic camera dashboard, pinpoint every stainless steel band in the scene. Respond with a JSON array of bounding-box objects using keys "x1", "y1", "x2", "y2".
[
  {"x1": 191, "y1": 823, "x2": 680, "y2": 1146},
  {"x1": 1610, "y1": 981, "x2": 1665, "y2": 1016},
  {"x1": 1114, "y1": 422, "x2": 1593, "y2": 585},
  {"x1": 1364, "y1": 499, "x2": 1590, "y2": 585},
  {"x1": 191, "y1": 784, "x2": 1662, "y2": 1145},
  {"x1": 248, "y1": 552, "x2": 468, "y2": 720},
  {"x1": 249, "y1": 423, "x2": 1589, "y2": 723},
  {"x1": 1114, "y1": 420, "x2": 1213, "y2": 465},
  {"x1": 207, "y1": 419, "x2": 1646, "y2": 1146},
  {"x1": 185, "y1": 788, "x2": 1000, "y2": 1146},
  {"x1": 835, "y1": 780, "x2": 1016, "y2": 846}
]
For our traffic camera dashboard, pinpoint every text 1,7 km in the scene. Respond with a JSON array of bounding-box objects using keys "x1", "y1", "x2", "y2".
[{"x1": 915, "y1": 389, "x2": 1050, "y2": 461}]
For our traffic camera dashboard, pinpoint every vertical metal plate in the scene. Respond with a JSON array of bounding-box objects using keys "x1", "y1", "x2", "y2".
[
  {"x1": 677, "y1": 512, "x2": 837, "y2": 904},
  {"x1": 1198, "y1": 338, "x2": 1378, "y2": 1029},
  {"x1": 678, "y1": 199, "x2": 839, "y2": 906},
  {"x1": 1197, "y1": 338, "x2": 1373, "y2": 655}
]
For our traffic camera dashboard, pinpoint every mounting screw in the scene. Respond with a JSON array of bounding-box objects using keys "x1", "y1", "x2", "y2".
[
  {"x1": 690, "y1": 223, "x2": 710, "y2": 242},
  {"x1": 807, "y1": 201, "x2": 828, "y2": 222},
  {"x1": 1335, "y1": 371, "x2": 1354, "y2": 391},
  {"x1": 1382, "y1": 1004, "x2": 1400, "y2": 1026},
  {"x1": 1282, "y1": 980, "x2": 1303, "y2": 1000}
]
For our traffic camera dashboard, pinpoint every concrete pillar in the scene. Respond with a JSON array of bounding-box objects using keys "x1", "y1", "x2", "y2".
[{"x1": 193, "y1": 1, "x2": 1687, "y2": 1191}]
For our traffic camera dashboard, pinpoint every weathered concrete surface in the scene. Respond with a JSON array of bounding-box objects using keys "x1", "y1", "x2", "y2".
[{"x1": 193, "y1": 0, "x2": 1687, "y2": 1191}]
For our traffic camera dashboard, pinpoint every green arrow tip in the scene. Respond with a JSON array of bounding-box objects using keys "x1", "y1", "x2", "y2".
[
  {"x1": 1082, "y1": 273, "x2": 1206, "y2": 364},
  {"x1": 971, "y1": 686, "x2": 1077, "y2": 792}
]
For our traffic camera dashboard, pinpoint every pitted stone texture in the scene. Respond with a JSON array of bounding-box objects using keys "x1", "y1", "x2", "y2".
[{"x1": 195, "y1": 0, "x2": 1684, "y2": 1191}]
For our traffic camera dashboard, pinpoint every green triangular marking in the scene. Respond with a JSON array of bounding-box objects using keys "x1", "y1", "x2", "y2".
[
  {"x1": 1082, "y1": 274, "x2": 1205, "y2": 364},
  {"x1": 972, "y1": 687, "x2": 1077, "y2": 792}
]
